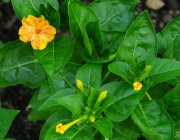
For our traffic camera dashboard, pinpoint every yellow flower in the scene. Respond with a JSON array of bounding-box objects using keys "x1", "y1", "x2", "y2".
[
  {"x1": 133, "y1": 81, "x2": 142, "y2": 91},
  {"x1": 18, "y1": 15, "x2": 56, "y2": 50},
  {"x1": 97, "y1": 90, "x2": 107, "y2": 103},
  {"x1": 76, "y1": 79, "x2": 84, "y2": 92},
  {"x1": 56, "y1": 115, "x2": 88, "y2": 134}
]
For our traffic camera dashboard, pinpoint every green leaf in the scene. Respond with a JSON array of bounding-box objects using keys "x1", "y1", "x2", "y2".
[
  {"x1": 39, "y1": 88, "x2": 75, "y2": 111},
  {"x1": 147, "y1": 58, "x2": 180, "y2": 86},
  {"x1": 0, "y1": 108, "x2": 19, "y2": 140},
  {"x1": 89, "y1": 117, "x2": 112, "y2": 138},
  {"x1": 11, "y1": 0, "x2": 59, "y2": 20},
  {"x1": 0, "y1": 40, "x2": 46, "y2": 88},
  {"x1": 104, "y1": 81, "x2": 152, "y2": 122},
  {"x1": 157, "y1": 16, "x2": 180, "y2": 59},
  {"x1": 40, "y1": 109, "x2": 72, "y2": 140},
  {"x1": 34, "y1": 35, "x2": 74, "y2": 78},
  {"x1": 29, "y1": 80, "x2": 54, "y2": 110},
  {"x1": 160, "y1": 84, "x2": 180, "y2": 122},
  {"x1": 113, "y1": 117, "x2": 142, "y2": 139},
  {"x1": 76, "y1": 63, "x2": 102, "y2": 91},
  {"x1": 116, "y1": 11, "x2": 157, "y2": 67},
  {"x1": 56, "y1": 94, "x2": 87, "y2": 118},
  {"x1": 39, "y1": 3, "x2": 60, "y2": 30},
  {"x1": 108, "y1": 61, "x2": 132, "y2": 84},
  {"x1": 44, "y1": 120, "x2": 93, "y2": 140},
  {"x1": 28, "y1": 109, "x2": 55, "y2": 121},
  {"x1": 68, "y1": 1, "x2": 103, "y2": 56},
  {"x1": 90, "y1": 0, "x2": 138, "y2": 32},
  {"x1": 131, "y1": 100, "x2": 174, "y2": 140}
]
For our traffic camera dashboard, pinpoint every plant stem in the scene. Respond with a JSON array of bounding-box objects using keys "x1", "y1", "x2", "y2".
[
  {"x1": 92, "y1": 129, "x2": 98, "y2": 137},
  {"x1": 145, "y1": 92, "x2": 152, "y2": 100},
  {"x1": 102, "y1": 71, "x2": 111, "y2": 84}
]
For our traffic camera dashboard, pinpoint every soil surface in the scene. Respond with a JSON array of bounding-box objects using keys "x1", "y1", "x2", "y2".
[{"x1": 0, "y1": 0, "x2": 180, "y2": 139}]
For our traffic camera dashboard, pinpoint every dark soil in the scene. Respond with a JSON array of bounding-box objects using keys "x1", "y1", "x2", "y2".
[{"x1": 0, "y1": 0, "x2": 180, "y2": 140}]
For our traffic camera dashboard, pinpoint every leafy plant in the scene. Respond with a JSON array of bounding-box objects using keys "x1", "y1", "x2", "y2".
[{"x1": 1, "y1": 0, "x2": 180, "y2": 139}]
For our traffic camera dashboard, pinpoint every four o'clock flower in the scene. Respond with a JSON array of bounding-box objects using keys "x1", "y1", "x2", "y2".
[{"x1": 18, "y1": 15, "x2": 56, "y2": 50}]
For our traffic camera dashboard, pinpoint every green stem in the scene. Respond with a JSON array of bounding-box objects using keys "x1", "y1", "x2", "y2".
[
  {"x1": 92, "y1": 129, "x2": 98, "y2": 137},
  {"x1": 102, "y1": 71, "x2": 111, "y2": 84},
  {"x1": 145, "y1": 92, "x2": 152, "y2": 100}
]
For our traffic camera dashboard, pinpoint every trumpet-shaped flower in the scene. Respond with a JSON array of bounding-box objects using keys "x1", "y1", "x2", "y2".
[
  {"x1": 18, "y1": 15, "x2": 56, "y2": 50},
  {"x1": 56, "y1": 115, "x2": 88, "y2": 134},
  {"x1": 133, "y1": 81, "x2": 142, "y2": 91}
]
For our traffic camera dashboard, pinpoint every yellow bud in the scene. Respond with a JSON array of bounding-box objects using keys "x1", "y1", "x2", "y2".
[
  {"x1": 133, "y1": 81, "x2": 142, "y2": 91},
  {"x1": 76, "y1": 79, "x2": 84, "y2": 92},
  {"x1": 89, "y1": 115, "x2": 96, "y2": 123},
  {"x1": 144, "y1": 65, "x2": 152, "y2": 72},
  {"x1": 97, "y1": 90, "x2": 107, "y2": 103}
]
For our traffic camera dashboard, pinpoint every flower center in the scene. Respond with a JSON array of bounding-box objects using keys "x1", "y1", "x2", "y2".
[{"x1": 36, "y1": 30, "x2": 41, "y2": 34}]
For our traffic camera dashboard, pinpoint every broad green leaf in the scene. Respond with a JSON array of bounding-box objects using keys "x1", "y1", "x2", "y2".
[
  {"x1": 34, "y1": 35, "x2": 74, "y2": 78},
  {"x1": 56, "y1": 94, "x2": 87, "y2": 118},
  {"x1": 11, "y1": 0, "x2": 59, "y2": 20},
  {"x1": 143, "y1": 83, "x2": 171, "y2": 102},
  {"x1": 0, "y1": 108, "x2": 19, "y2": 140},
  {"x1": 90, "y1": 0, "x2": 138, "y2": 32},
  {"x1": 29, "y1": 63, "x2": 80, "y2": 110},
  {"x1": 90, "y1": 0, "x2": 138, "y2": 61},
  {"x1": 147, "y1": 58, "x2": 180, "y2": 86},
  {"x1": 39, "y1": 3, "x2": 60, "y2": 30},
  {"x1": 44, "y1": 120, "x2": 93, "y2": 140},
  {"x1": 40, "y1": 109, "x2": 72, "y2": 140},
  {"x1": 0, "y1": 40, "x2": 46, "y2": 88},
  {"x1": 104, "y1": 81, "x2": 152, "y2": 122},
  {"x1": 157, "y1": 16, "x2": 180, "y2": 59},
  {"x1": 108, "y1": 61, "x2": 132, "y2": 84},
  {"x1": 89, "y1": 117, "x2": 112, "y2": 138},
  {"x1": 28, "y1": 109, "x2": 55, "y2": 121},
  {"x1": 98, "y1": 82, "x2": 122, "y2": 95},
  {"x1": 39, "y1": 88, "x2": 75, "y2": 111},
  {"x1": 131, "y1": 100, "x2": 174, "y2": 140},
  {"x1": 68, "y1": 1, "x2": 103, "y2": 56},
  {"x1": 76, "y1": 63, "x2": 102, "y2": 91},
  {"x1": 113, "y1": 117, "x2": 142, "y2": 139},
  {"x1": 160, "y1": 84, "x2": 180, "y2": 122},
  {"x1": 117, "y1": 11, "x2": 157, "y2": 67},
  {"x1": 29, "y1": 80, "x2": 54, "y2": 110}
]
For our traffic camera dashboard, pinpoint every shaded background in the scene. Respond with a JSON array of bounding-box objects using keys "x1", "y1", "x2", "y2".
[{"x1": 0, "y1": 0, "x2": 179, "y2": 139}]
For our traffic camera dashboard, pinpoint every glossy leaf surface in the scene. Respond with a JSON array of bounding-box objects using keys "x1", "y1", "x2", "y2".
[
  {"x1": 131, "y1": 100, "x2": 174, "y2": 140},
  {"x1": 104, "y1": 81, "x2": 152, "y2": 122},
  {"x1": 11, "y1": 0, "x2": 59, "y2": 19},
  {"x1": 117, "y1": 11, "x2": 157, "y2": 66},
  {"x1": 34, "y1": 35, "x2": 74, "y2": 78},
  {"x1": 0, "y1": 40, "x2": 46, "y2": 88},
  {"x1": 0, "y1": 108, "x2": 19, "y2": 140}
]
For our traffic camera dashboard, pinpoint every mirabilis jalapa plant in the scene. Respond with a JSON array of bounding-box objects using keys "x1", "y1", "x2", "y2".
[{"x1": 1, "y1": 0, "x2": 180, "y2": 139}]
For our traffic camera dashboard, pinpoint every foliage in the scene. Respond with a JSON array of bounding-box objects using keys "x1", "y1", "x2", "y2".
[{"x1": 1, "y1": 0, "x2": 180, "y2": 139}]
